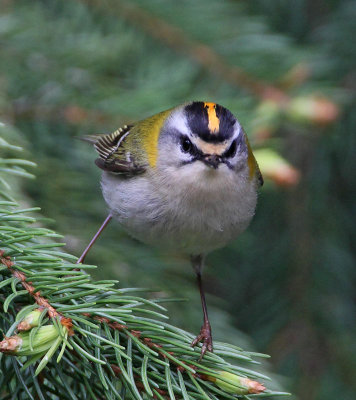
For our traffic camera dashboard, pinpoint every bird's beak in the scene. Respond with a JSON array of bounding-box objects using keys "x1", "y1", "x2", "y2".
[{"x1": 203, "y1": 154, "x2": 222, "y2": 169}]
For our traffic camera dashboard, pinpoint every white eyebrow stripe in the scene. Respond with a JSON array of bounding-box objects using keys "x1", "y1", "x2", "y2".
[
  {"x1": 167, "y1": 108, "x2": 191, "y2": 136},
  {"x1": 233, "y1": 121, "x2": 243, "y2": 138}
]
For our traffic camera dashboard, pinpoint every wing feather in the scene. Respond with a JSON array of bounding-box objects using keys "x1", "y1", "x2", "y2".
[{"x1": 80, "y1": 124, "x2": 146, "y2": 175}]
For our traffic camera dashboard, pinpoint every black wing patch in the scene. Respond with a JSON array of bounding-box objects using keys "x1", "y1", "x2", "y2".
[
  {"x1": 93, "y1": 125, "x2": 131, "y2": 162},
  {"x1": 83, "y1": 125, "x2": 145, "y2": 175}
]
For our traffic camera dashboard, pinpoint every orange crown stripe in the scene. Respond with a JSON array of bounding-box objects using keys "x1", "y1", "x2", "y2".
[{"x1": 204, "y1": 102, "x2": 220, "y2": 133}]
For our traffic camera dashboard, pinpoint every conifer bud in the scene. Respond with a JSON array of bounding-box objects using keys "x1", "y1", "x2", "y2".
[
  {"x1": 213, "y1": 371, "x2": 265, "y2": 394},
  {"x1": 0, "y1": 325, "x2": 59, "y2": 356},
  {"x1": 254, "y1": 148, "x2": 300, "y2": 187},
  {"x1": 17, "y1": 309, "x2": 42, "y2": 331},
  {"x1": 0, "y1": 335, "x2": 22, "y2": 353},
  {"x1": 287, "y1": 95, "x2": 339, "y2": 125}
]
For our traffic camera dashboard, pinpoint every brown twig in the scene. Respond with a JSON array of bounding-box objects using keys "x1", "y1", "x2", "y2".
[
  {"x1": 83, "y1": 313, "x2": 199, "y2": 371},
  {"x1": 84, "y1": 314, "x2": 176, "y2": 398},
  {"x1": 0, "y1": 249, "x2": 73, "y2": 334},
  {"x1": 83, "y1": 312, "x2": 265, "y2": 395}
]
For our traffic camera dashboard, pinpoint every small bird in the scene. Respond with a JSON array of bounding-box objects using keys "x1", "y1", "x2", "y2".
[{"x1": 78, "y1": 101, "x2": 263, "y2": 358}]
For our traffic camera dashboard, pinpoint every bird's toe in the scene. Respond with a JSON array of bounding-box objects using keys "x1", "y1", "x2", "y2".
[{"x1": 191, "y1": 321, "x2": 213, "y2": 359}]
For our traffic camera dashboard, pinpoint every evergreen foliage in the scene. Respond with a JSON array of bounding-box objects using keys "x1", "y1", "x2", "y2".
[
  {"x1": 1, "y1": 1, "x2": 355, "y2": 399},
  {"x1": 0, "y1": 128, "x2": 286, "y2": 399}
]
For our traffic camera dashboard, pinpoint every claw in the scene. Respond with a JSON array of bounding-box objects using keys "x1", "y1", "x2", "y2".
[{"x1": 192, "y1": 320, "x2": 213, "y2": 359}]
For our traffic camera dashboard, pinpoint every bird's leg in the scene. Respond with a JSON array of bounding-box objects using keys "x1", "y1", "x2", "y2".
[
  {"x1": 76, "y1": 214, "x2": 112, "y2": 264},
  {"x1": 191, "y1": 255, "x2": 213, "y2": 359}
]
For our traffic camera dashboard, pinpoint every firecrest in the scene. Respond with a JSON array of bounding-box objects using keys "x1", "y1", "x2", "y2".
[{"x1": 79, "y1": 101, "x2": 263, "y2": 358}]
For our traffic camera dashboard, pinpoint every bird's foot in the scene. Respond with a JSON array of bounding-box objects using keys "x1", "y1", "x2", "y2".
[{"x1": 191, "y1": 320, "x2": 213, "y2": 360}]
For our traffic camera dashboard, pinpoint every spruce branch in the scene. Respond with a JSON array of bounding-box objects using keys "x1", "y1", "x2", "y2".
[
  {"x1": 0, "y1": 129, "x2": 288, "y2": 398},
  {"x1": 0, "y1": 250, "x2": 71, "y2": 323}
]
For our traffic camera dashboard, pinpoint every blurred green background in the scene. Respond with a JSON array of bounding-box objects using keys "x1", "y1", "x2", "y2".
[{"x1": 1, "y1": 0, "x2": 355, "y2": 399}]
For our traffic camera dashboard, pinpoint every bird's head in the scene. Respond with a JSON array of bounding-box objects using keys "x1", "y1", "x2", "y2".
[{"x1": 156, "y1": 101, "x2": 260, "y2": 185}]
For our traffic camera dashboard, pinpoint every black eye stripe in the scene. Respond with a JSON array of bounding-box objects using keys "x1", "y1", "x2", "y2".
[
  {"x1": 223, "y1": 140, "x2": 237, "y2": 158},
  {"x1": 180, "y1": 136, "x2": 202, "y2": 157},
  {"x1": 180, "y1": 135, "x2": 239, "y2": 161},
  {"x1": 181, "y1": 137, "x2": 192, "y2": 153}
]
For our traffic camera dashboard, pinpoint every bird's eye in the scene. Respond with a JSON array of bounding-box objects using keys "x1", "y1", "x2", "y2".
[
  {"x1": 224, "y1": 140, "x2": 237, "y2": 158},
  {"x1": 181, "y1": 137, "x2": 192, "y2": 153}
]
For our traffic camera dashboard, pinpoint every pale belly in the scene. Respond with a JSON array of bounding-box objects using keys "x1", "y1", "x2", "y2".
[{"x1": 101, "y1": 168, "x2": 258, "y2": 256}]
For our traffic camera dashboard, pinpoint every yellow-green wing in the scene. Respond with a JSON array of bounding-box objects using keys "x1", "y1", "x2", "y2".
[
  {"x1": 81, "y1": 124, "x2": 146, "y2": 174},
  {"x1": 244, "y1": 132, "x2": 264, "y2": 187}
]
